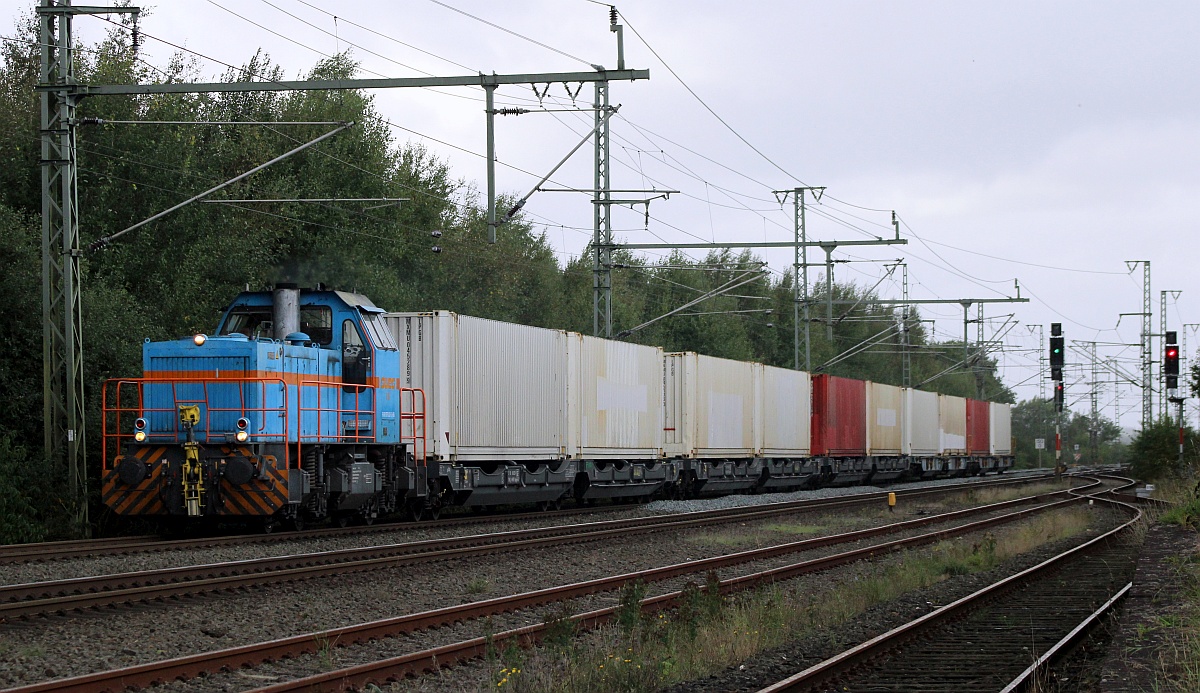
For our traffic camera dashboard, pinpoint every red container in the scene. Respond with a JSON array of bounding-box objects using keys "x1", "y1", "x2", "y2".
[
  {"x1": 811, "y1": 375, "x2": 866, "y2": 457},
  {"x1": 966, "y1": 398, "x2": 990, "y2": 455}
]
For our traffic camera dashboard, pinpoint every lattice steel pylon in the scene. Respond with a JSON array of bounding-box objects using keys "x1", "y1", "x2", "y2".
[
  {"x1": 592, "y1": 80, "x2": 612, "y2": 338},
  {"x1": 40, "y1": 1, "x2": 136, "y2": 533},
  {"x1": 1125, "y1": 260, "x2": 1152, "y2": 428}
]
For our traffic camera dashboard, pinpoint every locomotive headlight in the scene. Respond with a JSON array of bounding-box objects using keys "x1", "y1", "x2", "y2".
[
  {"x1": 133, "y1": 430, "x2": 147, "y2": 442},
  {"x1": 234, "y1": 430, "x2": 249, "y2": 443},
  {"x1": 193, "y1": 333, "x2": 207, "y2": 346}
]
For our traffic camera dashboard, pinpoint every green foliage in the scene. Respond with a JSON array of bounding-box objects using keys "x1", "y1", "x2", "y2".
[
  {"x1": 1010, "y1": 398, "x2": 1125, "y2": 468},
  {"x1": 1161, "y1": 496, "x2": 1200, "y2": 529},
  {"x1": 569, "y1": 247, "x2": 1011, "y2": 399},
  {"x1": 0, "y1": 436, "x2": 48, "y2": 544},
  {"x1": 1129, "y1": 416, "x2": 1200, "y2": 481}
]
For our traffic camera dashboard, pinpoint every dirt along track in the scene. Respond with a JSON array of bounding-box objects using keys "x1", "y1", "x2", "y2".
[{"x1": 0, "y1": 474, "x2": 1103, "y2": 692}]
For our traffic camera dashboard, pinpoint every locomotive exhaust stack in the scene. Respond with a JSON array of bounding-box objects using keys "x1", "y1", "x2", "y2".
[{"x1": 272, "y1": 283, "x2": 300, "y2": 340}]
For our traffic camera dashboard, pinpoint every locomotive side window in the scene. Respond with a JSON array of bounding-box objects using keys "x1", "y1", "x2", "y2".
[
  {"x1": 342, "y1": 319, "x2": 370, "y2": 389},
  {"x1": 221, "y1": 309, "x2": 272, "y2": 338},
  {"x1": 299, "y1": 306, "x2": 333, "y2": 346}
]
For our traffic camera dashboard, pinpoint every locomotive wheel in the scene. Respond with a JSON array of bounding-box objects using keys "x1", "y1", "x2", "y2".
[
  {"x1": 290, "y1": 514, "x2": 306, "y2": 532},
  {"x1": 262, "y1": 517, "x2": 279, "y2": 534},
  {"x1": 407, "y1": 503, "x2": 424, "y2": 522},
  {"x1": 336, "y1": 514, "x2": 351, "y2": 528}
]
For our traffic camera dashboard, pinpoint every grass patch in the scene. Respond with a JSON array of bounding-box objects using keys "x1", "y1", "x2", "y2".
[
  {"x1": 685, "y1": 532, "x2": 758, "y2": 547},
  {"x1": 466, "y1": 578, "x2": 492, "y2": 595},
  {"x1": 487, "y1": 507, "x2": 1093, "y2": 692},
  {"x1": 686, "y1": 523, "x2": 826, "y2": 548},
  {"x1": 760, "y1": 523, "x2": 825, "y2": 535},
  {"x1": 934, "y1": 481, "x2": 1069, "y2": 509},
  {"x1": 1146, "y1": 552, "x2": 1200, "y2": 691},
  {"x1": 1161, "y1": 498, "x2": 1200, "y2": 529}
]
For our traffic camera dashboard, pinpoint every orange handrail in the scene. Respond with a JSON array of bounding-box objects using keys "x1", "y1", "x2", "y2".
[
  {"x1": 399, "y1": 387, "x2": 427, "y2": 463},
  {"x1": 102, "y1": 377, "x2": 290, "y2": 469}
]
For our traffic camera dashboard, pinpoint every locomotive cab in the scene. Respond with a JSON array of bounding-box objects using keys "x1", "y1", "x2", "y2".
[{"x1": 101, "y1": 285, "x2": 424, "y2": 529}]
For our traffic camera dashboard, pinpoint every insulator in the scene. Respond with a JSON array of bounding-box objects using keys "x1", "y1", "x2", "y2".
[
  {"x1": 430, "y1": 230, "x2": 443, "y2": 238},
  {"x1": 610, "y1": 6, "x2": 618, "y2": 24},
  {"x1": 431, "y1": 246, "x2": 442, "y2": 254}
]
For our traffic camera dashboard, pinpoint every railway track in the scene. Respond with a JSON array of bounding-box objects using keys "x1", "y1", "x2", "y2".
[
  {"x1": 756, "y1": 487, "x2": 1141, "y2": 692},
  {"x1": 4, "y1": 479, "x2": 1106, "y2": 692},
  {"x1": 0, "y1": 472, "x2": 1055, "y2": 565},
  {"x1": 0, "y1": 475, "x2": 1072, "y2": 624}
]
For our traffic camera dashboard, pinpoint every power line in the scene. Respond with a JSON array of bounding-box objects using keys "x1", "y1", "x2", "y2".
[
  {"x1": 618, "y1": 10, "x2": 804, "y2": 188},
  {"x1": 425, "y1": 0, "x2": 594, "y2": 67}
]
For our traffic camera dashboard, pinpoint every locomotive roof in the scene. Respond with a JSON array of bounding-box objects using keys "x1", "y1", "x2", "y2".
[{"x1": 224, "y1": 288, "x2": 383, "y2": 313}]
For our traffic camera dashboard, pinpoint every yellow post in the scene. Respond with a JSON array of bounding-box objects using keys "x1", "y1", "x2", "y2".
[{"x1": 887, "y1": 492, "x2": 896, "y2": 512}]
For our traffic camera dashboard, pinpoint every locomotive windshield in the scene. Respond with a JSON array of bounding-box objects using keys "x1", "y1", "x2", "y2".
[
  {"x1": 360, "y1": 312, "x2": 397, "y2": 351},
  {"x1": 219, "y1": 305, "x2": 334, "y2": 346}
]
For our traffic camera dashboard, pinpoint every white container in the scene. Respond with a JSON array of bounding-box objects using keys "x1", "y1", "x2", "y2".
[
  {"x1": 866, "y1": 382, "x2": 903, "y2": 456},
  {"x1": 663, "y1": 352, "x2": 758, "y2": 458},
  {"x1": 384, "y1": 311, "x2": 569, "y2": 462},
  {"x1": 904, "y1": 388, "x2": 940, "y2": 457},
  {"x1": 938, "y1": 394, "x2": 968, "y2": 455},
  {"x1": 758, "y1": 364, "x2": 811, "y2": 457},
  {"x1": 568, "y1": 334, "x2": 663, "y2": 460},
  {"x1": 989, "y1": 402, "x2": 1012, "y2": 456}
]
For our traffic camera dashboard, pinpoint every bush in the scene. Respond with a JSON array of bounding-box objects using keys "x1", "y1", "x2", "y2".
[
  {"x1": 0, "y1": 435, "x2": 47, "y2": 544},
  {"x1": 1129, "y1": 416, "x2": 1200, "y2": 481}
]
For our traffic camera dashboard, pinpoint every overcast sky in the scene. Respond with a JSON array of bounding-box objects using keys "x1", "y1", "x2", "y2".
[{"x1": 7, "y1": 0, "x2": 1199, "y2": 430}]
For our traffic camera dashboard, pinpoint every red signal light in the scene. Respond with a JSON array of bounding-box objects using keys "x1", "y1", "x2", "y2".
[{"x1": 1167, "y1": 348, "x2": 1178, "y2": 358}]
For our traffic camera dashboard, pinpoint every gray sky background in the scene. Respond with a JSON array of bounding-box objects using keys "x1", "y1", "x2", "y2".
[{"x1": 6, "y1": 0, "x2": 1199, "y2": 430}]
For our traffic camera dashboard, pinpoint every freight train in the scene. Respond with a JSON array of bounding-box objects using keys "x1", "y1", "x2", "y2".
[{"x1": 101, "y1": 285, "x2": 1013, "y2": 529}]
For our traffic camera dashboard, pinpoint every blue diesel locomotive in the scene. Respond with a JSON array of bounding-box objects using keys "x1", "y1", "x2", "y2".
[{"x1": 102, "y1": 284, "x2": 430, "y2": 529}]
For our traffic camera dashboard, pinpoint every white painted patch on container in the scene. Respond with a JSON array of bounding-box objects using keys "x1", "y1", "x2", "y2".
[
  {"x1": 941, "y1": 430, "x2": 967, "y2": 451},
  {"x1": 876, "y1": 408, "x2": 897, "y2": 427},
  {"x1": 708, "y1": 392, "x2": 744, "y2": 448},
  {"x1": 597, "y1": 377, "x2": 648, "y2": 413}
]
